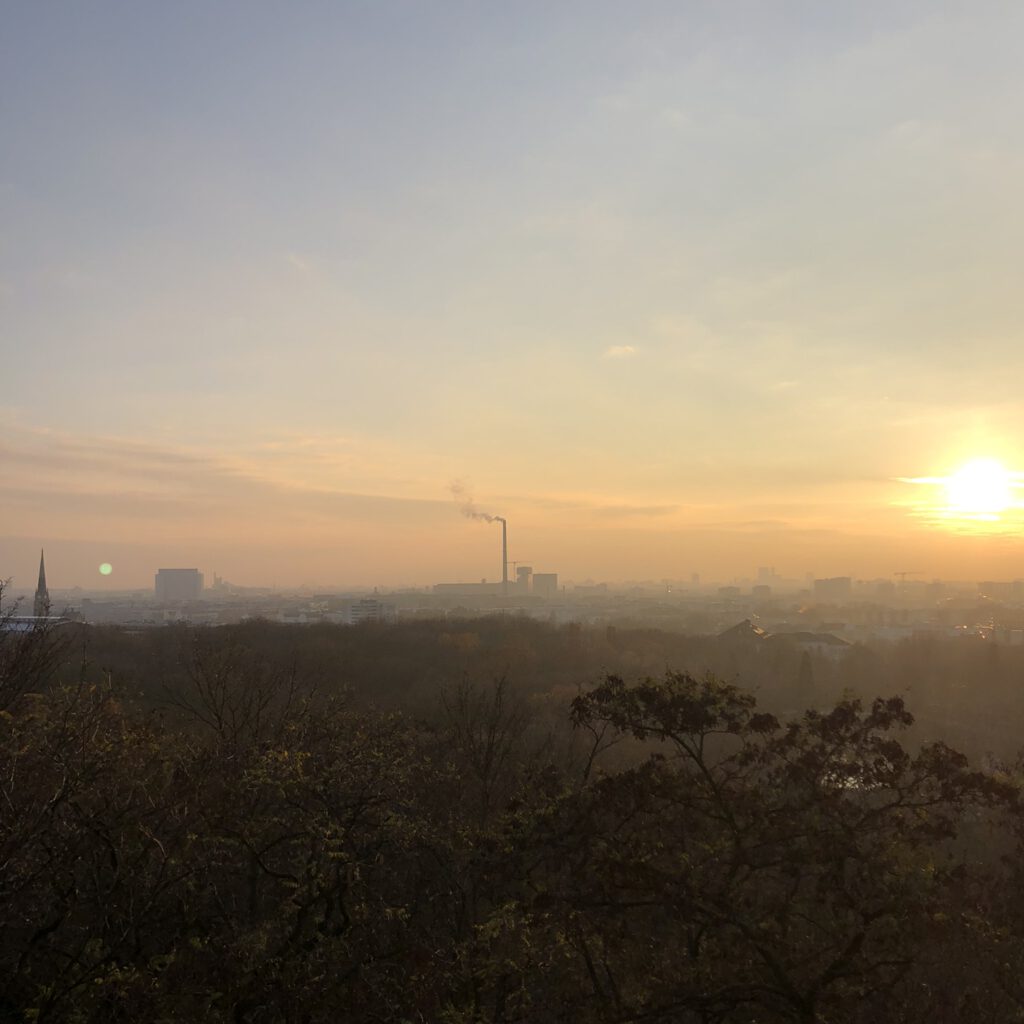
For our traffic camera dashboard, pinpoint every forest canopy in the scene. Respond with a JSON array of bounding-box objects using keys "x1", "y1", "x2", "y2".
[{"x1": 3, "y1": 614, "x2": 1024, "y2": 1023}]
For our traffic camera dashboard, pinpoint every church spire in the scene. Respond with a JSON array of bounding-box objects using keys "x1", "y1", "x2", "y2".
[{"x1": 34, "y1": 548, "x2": 50, "y2": 617}]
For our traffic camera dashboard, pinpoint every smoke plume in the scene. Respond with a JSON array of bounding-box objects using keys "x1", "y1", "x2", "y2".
[{"x1": 450, "y1": 481, "x2": 504, "y2": 524}]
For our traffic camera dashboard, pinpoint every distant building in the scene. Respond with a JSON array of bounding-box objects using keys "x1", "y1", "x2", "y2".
[
  {"x1": 532, "y1": 573, "x2": 558, "y2": 598},
  {"x1": 2, "y1": 615, "x2": 74, "y2": 633},
  {"x1": 718, "y1": 619, "x2": 852, "y2": 661},
  {"x1": 516, "y1": 565, "x2": 533, "y2": 594},
  {"x1": 978, "y1": 580, "x2": 1024, "y2": 602},
  {"x1": 433, "y1": 582, "x2": 502, "y2": 596},
  {"x1": 34, "y1": 549, "x2": 50, "y2": 617},
  {"x1": 348, "y1": 598, "x2": 396, "y2": 625},
  {"x1": 718, "y1": 619, "x2": 767, "y2": 644},
  {"x1": 155, "y1": 568, "x2": 204, "y2": 604},
  {"x1": 814, "y1": 577, "x2": 852, "y2": 601},
  {"x1": 209, "y1": 573, "x2": 234, "y2": 594},
  {"x1": 766, "y1": 631, "x2": 852, "y2": 661}
]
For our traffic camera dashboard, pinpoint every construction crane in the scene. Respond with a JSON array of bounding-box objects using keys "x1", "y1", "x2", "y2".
[{"x1": 894, "y1": 571, "x2": 924, "y2": 585}]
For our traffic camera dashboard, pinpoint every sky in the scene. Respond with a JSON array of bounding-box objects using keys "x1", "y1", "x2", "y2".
[{"x1": 4, "y1": 1, "x2": 1024, "y2": 589}]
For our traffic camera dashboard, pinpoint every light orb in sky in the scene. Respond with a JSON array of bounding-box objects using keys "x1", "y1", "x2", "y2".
[
  {"x1": 943, "y1": 458, "x2": 1014, "y2": 519},
  {"x1": 902, "y1": 456, "x2": 1023, "y2": 528},
  {"x1": 99, "y1": 562, "x2": 113, "y2": 576}
]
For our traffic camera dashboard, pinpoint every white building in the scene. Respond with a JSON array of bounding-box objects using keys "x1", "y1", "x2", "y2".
[{"x1": 349, "y1": 598, "x2": 396, "y2": 625}]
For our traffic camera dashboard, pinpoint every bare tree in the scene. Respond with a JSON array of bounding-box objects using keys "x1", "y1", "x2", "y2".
[{"x1": 0, "y1": 580, "x2": 68, "y2": 711}]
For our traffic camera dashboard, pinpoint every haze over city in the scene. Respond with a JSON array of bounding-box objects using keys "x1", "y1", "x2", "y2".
[{"x1": 5, "y1": 2, "x2": 1024, "y2": 588}]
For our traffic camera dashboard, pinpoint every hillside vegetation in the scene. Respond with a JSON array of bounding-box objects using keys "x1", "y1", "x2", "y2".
[{"x1": 3, "y1": 617, "x2": 1024, "y2": 1022}]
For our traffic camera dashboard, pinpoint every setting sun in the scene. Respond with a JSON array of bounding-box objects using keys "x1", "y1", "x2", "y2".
[
  {"x1": 943, "y1": 459, "x2": 1014, "y2": 519},
  {"x1": 902, "y1": 457, "x2": 1024, "y2": 527}
]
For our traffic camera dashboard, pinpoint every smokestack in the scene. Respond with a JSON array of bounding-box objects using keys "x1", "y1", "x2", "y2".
[
  {"x1": 500, "y1": 518, "x2": 508, "y2": 597},
  {"x1": 449, "y1": 484, "x2": 508, "y2": 593}
]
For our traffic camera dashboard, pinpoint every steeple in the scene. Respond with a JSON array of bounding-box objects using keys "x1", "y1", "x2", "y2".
[{"x1": 33, "y1": 548, "x2": 50, "y2": 617}]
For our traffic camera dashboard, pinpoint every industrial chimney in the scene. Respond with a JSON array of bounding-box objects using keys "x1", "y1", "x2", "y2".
[{"x1": 500, "y1": 518, "x2": 508, "y2": 597}]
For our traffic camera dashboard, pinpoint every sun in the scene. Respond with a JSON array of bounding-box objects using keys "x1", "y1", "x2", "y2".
[
  {"x1": 901, "y1": 457, "x2": 1024, "y2": 528},
  {"x1": 943, "y1": 458, "x2": 1014, "y2": 519}
]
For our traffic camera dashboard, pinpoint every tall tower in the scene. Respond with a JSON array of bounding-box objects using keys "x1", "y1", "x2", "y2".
[
  {"x1": 34, "y1": 549, "x2": 50, "y2": 617},
  {"x1": 500, "y1": 518, "x2": 508, "y2": 598}
]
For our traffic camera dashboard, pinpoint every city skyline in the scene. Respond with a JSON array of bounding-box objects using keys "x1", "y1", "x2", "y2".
[
  {"x1": 5, "y1": 4, "x2": 1024, "y2": 587},
  {"x1": 5, "y1": 530, "x2": 1024, "y2": 594}
]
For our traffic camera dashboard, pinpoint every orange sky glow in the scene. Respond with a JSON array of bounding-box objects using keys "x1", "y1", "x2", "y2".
[{"x1": 4, "y1": 4, "x2": 1024, "y2": 588}]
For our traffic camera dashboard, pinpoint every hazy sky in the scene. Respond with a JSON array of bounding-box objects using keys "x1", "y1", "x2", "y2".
[{"x1": 5, "y1": 1, "x2": 1024, "y2": 588}]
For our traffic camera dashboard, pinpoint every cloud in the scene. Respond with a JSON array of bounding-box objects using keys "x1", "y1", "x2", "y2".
[
  {"x1": 602, "y1": 345, "x2": 637, "y2": 359},
  {"x1": 284, "y1": 251, "x2": 312, "y2": 272},
  {"x1": 591, "y1": 503, "x2": 678, "y2": 518},
  {"x1": 0, "y1": 424, "x2": 459, "y2": 544},
  {"x1": 489, "y1": 491, "x2": 680, "y2": 521}
]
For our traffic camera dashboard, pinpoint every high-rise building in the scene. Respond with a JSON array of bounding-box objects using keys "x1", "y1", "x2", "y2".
[
  {"x1": 814, "y1": 576, "x2": 852, "y2": 601},
  {"x1": 33, "y1": 549, "x2": 50, "y2": 617},
  {"x1": 154, "y1": 568, "x2": 204, "y2": 604}
]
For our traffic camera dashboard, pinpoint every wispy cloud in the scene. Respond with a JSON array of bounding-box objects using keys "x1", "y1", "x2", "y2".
[
  {"x1": 0, "y1": 424, "x2": 457, "y2": 539},
  {"x1": 602, "y1": 345, "x2": 637, "y2": 359},
  {"x1": 284, "y1": 251, "x2": 312, "y2": 272},
  {"x1": 591, "y1": 503, "x2": 677, "y2": 518},
  {"x1": 490, "y1": 491, "x2": 680, "y2": 521}
]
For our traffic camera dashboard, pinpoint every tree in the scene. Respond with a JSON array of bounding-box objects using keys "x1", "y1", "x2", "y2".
[
  {"x1": 496, "y1": 672, "x2": 1008, "y2": 1023},
  {"x1": 0, "y1": 580, "x2": 67, "y2": 710}
]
